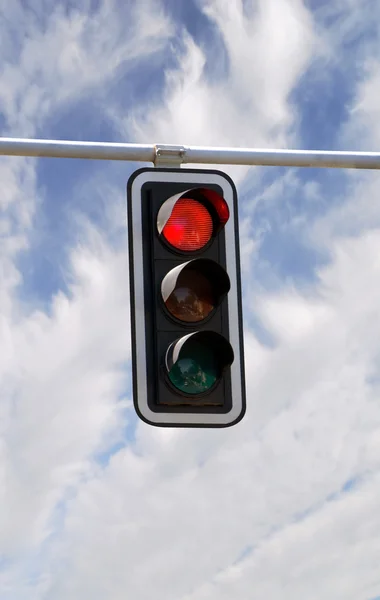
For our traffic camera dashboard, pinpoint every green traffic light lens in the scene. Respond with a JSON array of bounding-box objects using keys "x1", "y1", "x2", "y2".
[{"x1": 168, "y1": 338, "x2": 219, "y2": 395}]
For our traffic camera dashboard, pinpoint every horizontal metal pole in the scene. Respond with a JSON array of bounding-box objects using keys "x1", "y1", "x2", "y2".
[
  {"x1": 1, "y1": 137, "x2": 380, "y2": 169},
  {"x1": 0, "y1": 137, "x2": 155, "y2": 162},
  {"x1": 186, "y1": 146, "x2": 380, "y2": 169}
]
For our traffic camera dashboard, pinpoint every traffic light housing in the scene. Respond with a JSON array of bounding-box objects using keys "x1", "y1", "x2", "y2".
[{"x1": 127, "y1": 167, "x2": 246, "y2": 427}]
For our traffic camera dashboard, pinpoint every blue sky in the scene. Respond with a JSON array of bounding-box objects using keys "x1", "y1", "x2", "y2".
[{"x1": 1, "y1": 0, "x2": 380, "y2": 598}]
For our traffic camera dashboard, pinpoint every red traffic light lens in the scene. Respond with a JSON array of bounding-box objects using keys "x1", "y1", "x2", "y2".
[
  {"x1": 161, "y1": 198, "x2": 213, "y2": 252},
  {"x1": 201, "y1": 189, "x2": 230, "y2": 228}
]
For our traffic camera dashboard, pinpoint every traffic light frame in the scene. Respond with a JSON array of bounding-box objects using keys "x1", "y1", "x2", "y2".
[{"x1": 127, "y1": 167, "x2": 246, "y2": 427}]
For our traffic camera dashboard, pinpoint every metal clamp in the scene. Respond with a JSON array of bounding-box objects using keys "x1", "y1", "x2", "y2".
[{"x1": 154, "y1": 144, "x2": 186, "y2": 168}]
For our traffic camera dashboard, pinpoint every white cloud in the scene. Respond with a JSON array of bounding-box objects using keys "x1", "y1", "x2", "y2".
[
  {"x1": 0, "y1": 228, "x2": 130, "y2": 558},
  {"x1": 123, "y1": 0, "x2": 321, "y2": 188},
  {"x1": 2, "y1": 1, "x2": 380, "y2": 599},
  {"x1": 185, "y1": 472, "x2": 380, "y2": 600},
  {"x1": 0, "y1": 0, "x2": 173, "y2": 136}
]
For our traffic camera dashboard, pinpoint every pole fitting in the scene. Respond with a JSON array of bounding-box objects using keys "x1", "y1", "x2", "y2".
[{"x1": 154, "y1": 144, "x2": 186, "y2": 168}]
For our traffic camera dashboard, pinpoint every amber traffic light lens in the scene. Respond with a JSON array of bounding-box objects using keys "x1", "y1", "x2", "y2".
[{"x1": 165, "y1": 269, "x2": 215, "y2": 323}]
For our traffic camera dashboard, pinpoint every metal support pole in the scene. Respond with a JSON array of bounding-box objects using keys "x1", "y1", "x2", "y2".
[
  {"x1": 0, "y1": 137, "x2": 155, "y2": 162},
  {"x1": 1, "y1": 137, "x2": 380, "y2": 170}
]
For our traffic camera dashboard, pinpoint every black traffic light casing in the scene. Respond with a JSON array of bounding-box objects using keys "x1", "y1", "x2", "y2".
[{"x1": 127, "y1": 167, "x2": 245, "y2": 427}]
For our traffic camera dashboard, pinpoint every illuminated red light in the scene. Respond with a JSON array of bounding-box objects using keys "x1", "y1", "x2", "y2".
[
  {"x1": 162, "y1": 198, "x2": 213, "y2": 251},
  {"x1": 201, "y1": 189, "x2": 229, "y2": 227}
]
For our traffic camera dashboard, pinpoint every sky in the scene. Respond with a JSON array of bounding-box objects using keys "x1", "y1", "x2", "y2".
[{"x1": 1, "y1": 0, "x2": 380, "y2": 598}]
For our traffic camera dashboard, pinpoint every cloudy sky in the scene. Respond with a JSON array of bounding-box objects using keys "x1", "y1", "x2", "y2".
[{"x1": 1, "y1": 0, "x2": 380, "y2": 598}]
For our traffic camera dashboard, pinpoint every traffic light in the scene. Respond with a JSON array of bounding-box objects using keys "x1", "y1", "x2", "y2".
[{"x1": 127, "y1": 167, "x2": 246, "y2": 427}]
